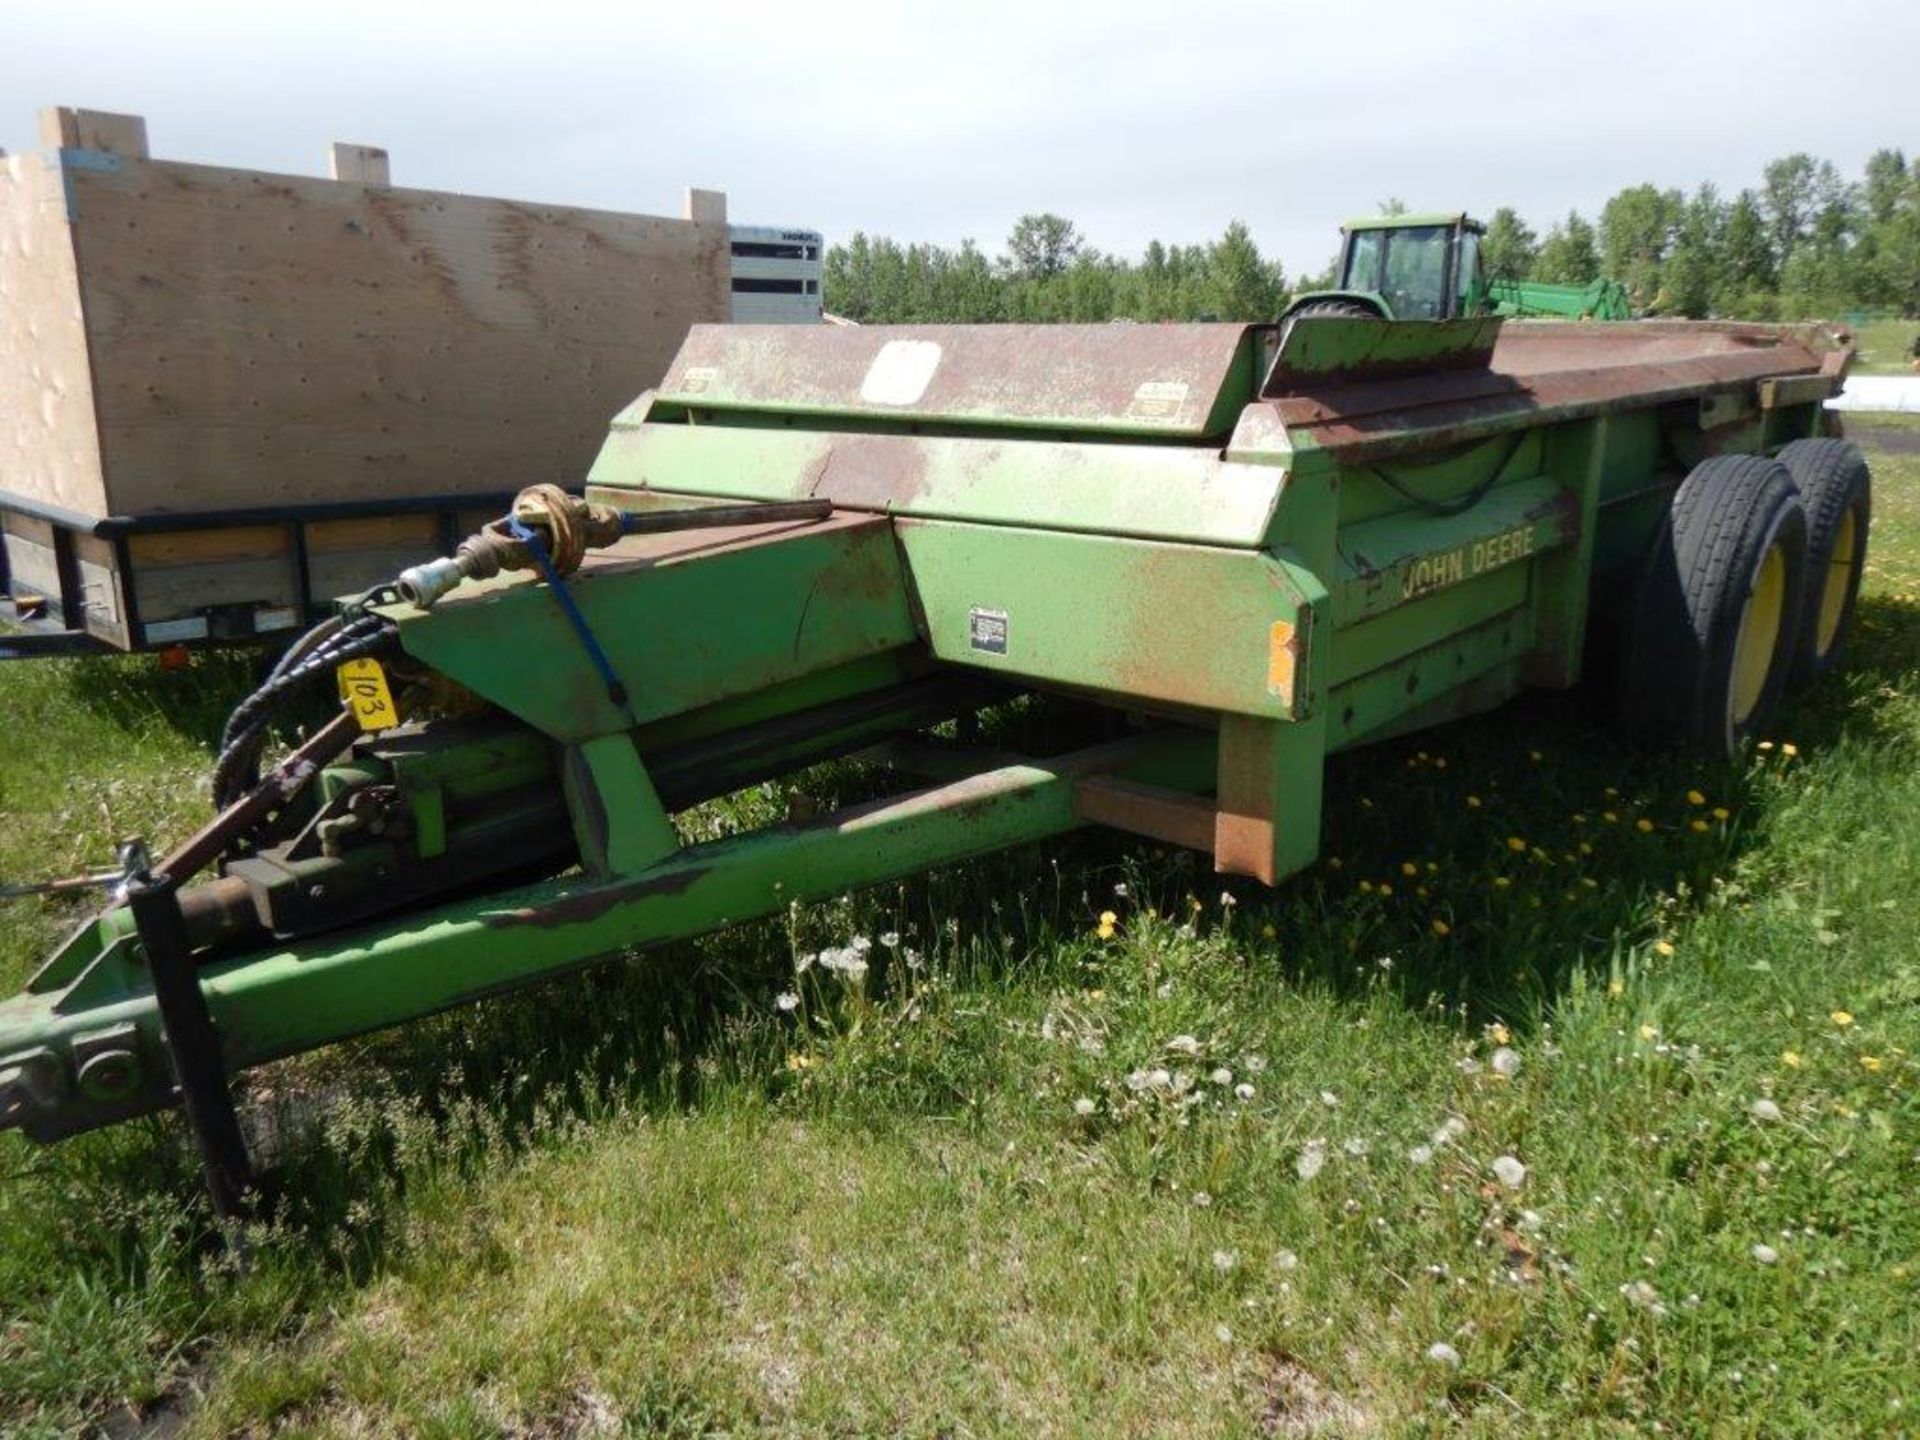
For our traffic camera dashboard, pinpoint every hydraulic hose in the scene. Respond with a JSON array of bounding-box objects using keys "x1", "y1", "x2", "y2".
[{"x1": 211, "y1": 613, "x2": 397, "y2": 809}]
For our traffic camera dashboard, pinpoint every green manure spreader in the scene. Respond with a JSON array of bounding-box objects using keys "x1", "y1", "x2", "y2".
[{"x1": 0, "y1": 315, "x2": 1869, "y2": 1208}]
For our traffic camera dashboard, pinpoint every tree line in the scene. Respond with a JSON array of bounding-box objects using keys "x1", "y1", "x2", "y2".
[{"x1": 823, "y1": 149, "x2": 1920, "y2": 324}]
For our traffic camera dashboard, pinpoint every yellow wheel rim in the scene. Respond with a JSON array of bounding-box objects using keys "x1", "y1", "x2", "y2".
[
  {"x1": 1730, "y1": 542, "x2": 1787, "y2": 728},
  {"x1": 1815, "y1": 507, "x2": 1858, "y2": 658}
]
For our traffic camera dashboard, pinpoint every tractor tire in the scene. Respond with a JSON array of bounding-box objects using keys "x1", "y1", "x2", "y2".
[
  {"x1": 1285, "y1": 299, "x2": 1382, "y2": 321},
  {"x1": 1621, "y1": 454, "x2": 1808, "y2": 757},
  {"x1": 1774, "y1": 438, "x2": 1870, "y2": 688}
]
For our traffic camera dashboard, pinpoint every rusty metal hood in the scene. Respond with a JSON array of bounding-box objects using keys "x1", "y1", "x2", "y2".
[{"x1": 652, "y1": 324, "x2": 1259, "y2": 439}]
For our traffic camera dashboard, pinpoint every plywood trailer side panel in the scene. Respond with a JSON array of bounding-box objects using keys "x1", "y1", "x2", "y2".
[
  {"x1": 62, "y1": 156, "x2": 733, "y2": 516},
  {"x1": 0, "y1": 156, "x2": 109, "y2": 517}
]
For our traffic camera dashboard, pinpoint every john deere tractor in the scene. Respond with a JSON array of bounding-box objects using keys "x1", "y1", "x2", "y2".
[{"x1": 1284, "y1": 213, "x2": 1631, "y2": 325}]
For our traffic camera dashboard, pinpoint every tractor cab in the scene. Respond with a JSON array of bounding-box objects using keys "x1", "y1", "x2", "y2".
[{"x1": 1285, "y1": 213, "x2": 1489, "y2": 323}]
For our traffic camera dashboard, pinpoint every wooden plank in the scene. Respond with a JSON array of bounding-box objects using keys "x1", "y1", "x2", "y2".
[
  {"x1": 71, "y1": 531, "x2": 128, "y2": 644},
  {"x1": 127, "y1": 526, "x2": 291, "y2": 565},
  {"x1": 328, "y1": 143, "x2": 390, "y2": 186},
  {"x1": 0, "y1": 155, "x2": 109, "y2": 515},
  {"x1": 38, "y1": 107, "x2": 149, "y2": 158},
  {"x1": 63, "y1": 157, "x2": 732, "y2": 516}
]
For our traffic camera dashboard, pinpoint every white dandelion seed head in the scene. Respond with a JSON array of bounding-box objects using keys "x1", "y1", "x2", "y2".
[
  {"x1": 1166, "y1": 1034, "x2": 1202, "y2": 1056},
  {"x1": 1219, "y1": 890, "x2": 1238, "y2": 908},
  {"x1": 1273, "y1": 1249, "x2": 1300, "y2": 1272},
  {"x1": 1215, "y1": 1323, "x2": 1234, "y2": 1343},
  {"x1": 1210, "y1": 1067, "x2": 1233, "y2": 1086},
  {"x1": 1490, "y1": 1047, "x2": 1522, "y2": 1078},
  {"x1": 1113, "y1": 881, "x2": 1130, "y2": 898},
  {"x1": 1169, "y1": 1070, "x2": 1194, "y2": 1095},
  {"x1": 1212, "y1": 1248, "x2": 1239, "y2": 1273},
  {"x1": 1073, "y1": 1097, "x2": 1096, "y2": 1117},
  {"x1": 1243, "y1": 1054, "x2": 1268, "y2": 1075},
  {"x1": 775, "y1": 991, "x2": 800, "y2": 1013},
  {"x1": 1343, "y1": 1137, "x2": 1370, "y2": 1158},
  {"x1": 1296, "y1": 1139, "x2": 1328, "y2": 1181},
  {"x1": 1752, "y1": 1243, "x2": 1779, "y2": 1265},
  {"x1": 1408, "y1": 1144, "x2": 1434, "y2": 1166},
  {"x1": 1748, "y1": 1098, "x2": 1783, "y2": 1122},
  {"x1": 1125, "y1": 1069, "x2": 1152, "y2": 1092},
  {"x1": 878, "y1": 931, "x2": 900, "y2": 950},
  {"x1": 1320, "y1": 1090, "x2": 1340, "y2": 1108},
  {"x1": 1491, "y1": 1155, "x2": 1527, "y2": 1190},
  {"x1": 1234, "y1": 1082, "x2": 1256, "y2": 1101},
  {"x1": 1426, "y1": 1341, "x2": 1462, "y2": 1370},
  {"x1": 794, "y1": 952, "x2": 817, "y2": 974},
  {"x1": 849, "y1": 935, "x2": 873, "y2": 954},
  {"x1": 1435, "y1": 1115, "x2": 1469, "y2": 1145},
  {"x1": 1190, "y1": 1190, "x2": 1212, "y2": 1208},
  {"x1": 1457, "y1": 1056, "x2": 1483, "y2": 1075},
  {"x1": 1148, "y1": 1067, "x2": 1173, "y2": 1091}
]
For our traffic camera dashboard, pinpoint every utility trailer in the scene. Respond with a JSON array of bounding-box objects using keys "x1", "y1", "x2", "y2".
[
  {"x1": 0, "y1": 314, "x2": 1867, "y2": 1207},
  {"x1": 0, "y1": 106, "x2": 816, "y2": 658}
]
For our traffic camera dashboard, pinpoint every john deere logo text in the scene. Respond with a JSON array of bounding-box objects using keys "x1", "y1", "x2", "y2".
[{"x1": 1400, "y1": 525, "x2": 1537, "y2": 600}]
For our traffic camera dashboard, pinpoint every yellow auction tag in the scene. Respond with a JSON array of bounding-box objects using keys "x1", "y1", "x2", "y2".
[{"x1": 337, "y1": 657, "x2": 401, "y2": 732}]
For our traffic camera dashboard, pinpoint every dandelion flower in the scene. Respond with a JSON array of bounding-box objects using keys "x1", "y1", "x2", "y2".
[
  {"x1": 1781, "y1": 1051, "x2": 1802, "y2": 1069},
  {"x1": 1401, "y1": 861, "x2": 1419, "y2": 878},
  {"x1": 1431, "y1": 918, "x2": 1451, "y2": 937},
  {"x1": 1603, "y1": 810, "x2": 1619, "y2": 824},
  {"x1": 1491, "y1": 1047, "x2": 1521, "y2": 1078},
  {"x1": 1491, "y1": 1155, "x2": 1527, "y2": 1190},
  {"x1": 784, "y1": 1052, "x2": 814, "y2": 1072},
  {"x1": 1296, "y1": 1139, "x2": 1328, "y2": 1180},
  {"x1": 1378, "y1": 882, "x2": 1395, "y2": 898},
  {"x1": 1635, "y1": 818, "x2": 1655, "y2": 834},
  {"x1": 1831, "y1": 1011, "x2": 1854, "y2": 1028},
  {"x1": 1689, "y1": 819, "x2": 1709, "y2": 834},
  {"x1": 1493, "y1": 876, "x2": 1511, "y2": 891},
  {"x1": 1781, "y1": 743, "x2": 1799, "y2": 758},
  {"x1": 1261, "y1": 923, "x2": 1277, "y2": 940},
  {"x1": 1529, "y1": 749, "x2": 1543, "y2": 763},
  {"x1": 1861, "y1": 1055, "x2": 1885, "y2": 1073},
  {"x1": 1687, "y1": 790, "x2": 1706, "y2": 806},
  {"x1": 1466, "y1": 794, "x2": 1482, "y2": 809},
  {"x1": 1748, "y1": 1097, "x2": 1783, "y2": 1122},
  {"x1": 1639, "y1": 1024, "x2": 1660, "y2": 1041},
  {"x1": 1713, "y1": 807, "x2": 1730, "y2": 821},
  {"x1": 1653, "y1": 940, "x2": 1676, "y2": 958},
  {"x1": 1096, "y1": 911, "x2": 1118, "y2": 939},
  {"x1": 1212, "y1": 1248, "x2": 1239, "y2": 1273},
  {"x1": 1607, "y1": 977, "x2": 1625, "y2": 998},
  {"x1": 1507, "y1": 836, "x2": 1527, "y2": 853},
  {"x1": 775, "y1": 991, "x2": 801, "y2": 1012},
  {"x1": 1426, "y1": 1341, "x2": 1463, "y2": 1369},
  {"x1": 1359, "y1": 880, "x2": 1375, "y2": 895},
  {"x1": 1752, "y1": 1243, "x2": 1779, "y2": 1265}
]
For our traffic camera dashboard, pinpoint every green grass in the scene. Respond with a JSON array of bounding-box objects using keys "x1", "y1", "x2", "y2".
[
  {"x1": 4, "y1": 440, "x2": 1920, "y2": 1436},
  {"x1": 1847, "y1": 317, "x2": 1920, "y2": 376}
]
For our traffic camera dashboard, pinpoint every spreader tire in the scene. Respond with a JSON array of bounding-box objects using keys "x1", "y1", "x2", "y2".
[
  {"x1": 1774, "y1": 438, "x2": 1870, "y2": 687},
  {"x1": 1622, "y1": 454, "x2": 1808, "y2": 757}
]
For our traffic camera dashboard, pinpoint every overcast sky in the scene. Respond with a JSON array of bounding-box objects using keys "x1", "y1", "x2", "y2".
[{"x1": 2, "y1": 0, "x2": 1913, "y2": 276}]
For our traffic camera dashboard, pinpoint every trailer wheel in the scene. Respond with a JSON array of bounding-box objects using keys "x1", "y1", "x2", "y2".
[
  {"x1": 1774, "y1": 438, "x2": 1870, "y2": 687},
  {"x1": 1622, "y1": 454, "x2": 1808, "y2": 756}
]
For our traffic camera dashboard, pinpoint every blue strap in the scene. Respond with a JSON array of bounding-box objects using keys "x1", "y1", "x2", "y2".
[{"x1": 506, "y1": 517, "x2": 632, "y2": 714}]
